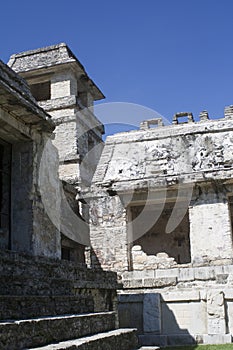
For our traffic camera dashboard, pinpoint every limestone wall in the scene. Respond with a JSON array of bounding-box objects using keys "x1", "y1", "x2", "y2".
[
  {"x1": 119, "y1": 264, "x2": 233, "y2": 346},
  {"x1": 92, "y1": 117, "x2": 233, "y2": 189},
  {"x1": 89, "y1": 195, "x2": 129, "y2": 271},
  {"x1": 0, "y1": 60, "x2": 61, "y2": 259},
  {"x1": 89, "y1": 114, "x2": 233, "y2": 272},
  {"x1": 88, "y1": 114, "x2": 233, "y2": 346},
  {"x1": 1, "y1": 109, "x2": 61, "y2": 258}
]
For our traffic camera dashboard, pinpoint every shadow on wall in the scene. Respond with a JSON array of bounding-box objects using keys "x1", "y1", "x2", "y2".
[
  {"x1": 118, "y1": 293, "x2": 198, "y2": 348},
  {"x1": 90, "y1": 247, "x2": 104, "y2": 270},
  {"x1": 160, "y1": 297, "x2": 198, "y2": 348}
]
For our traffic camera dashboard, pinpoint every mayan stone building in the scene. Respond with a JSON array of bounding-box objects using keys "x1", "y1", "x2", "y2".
[
  {"x1": 2, "y1": 41, "x2": 233, "y2": 348},
  {"x1": 0, "y1": 58, "x2": 58, "y2": 257},
  {"x1": 0, "y1": 45, "x2": 138, "y2": 350},
  {"x1": 8, "y1": 43, "x2": 105, "y2": 263},
  {"x1": 87, "y1": 111, "x2": 233, "y2": 346}
]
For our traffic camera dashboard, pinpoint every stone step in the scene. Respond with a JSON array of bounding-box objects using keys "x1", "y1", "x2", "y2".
[
  {"x1": 0, "y1": 275, "x2": 74, "y2": 296},
  {"x1": 0, "y1": 295, "x2": 94, "y2": 320},
  {"x1": 0, "y1": 312, "x2": 116, "y2": 350},
  {"x1": 26, "y1": 328, "x2": 138, "y2": 350},
  {"x1": 136, "y1": 347, "x2": 160, "y2": 350},
  {"x1": 0, "y1": 250, "x2": 118, "y2": 290}
]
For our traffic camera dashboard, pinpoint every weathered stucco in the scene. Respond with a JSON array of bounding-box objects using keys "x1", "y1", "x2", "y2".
[
  {"x1": 89, "y1": 115, "x2": 233, "y2": 270},
  {"x1": 88, "y1": 112, "x2": 233, "y2": 345}
]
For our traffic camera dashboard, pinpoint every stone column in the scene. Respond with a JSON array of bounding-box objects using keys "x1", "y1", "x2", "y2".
[
  {"x1": 143, "y1": 293, "x2": 161, "y2": 334},
  {"x1": 189, "y1": 190, "x2": 233, "y2": 264},
  {"x1": 203, "y1": 290, "x2": 231, "y2": 344},
  {"x1": 207, "y1": 291, "x2": 226, "y2": 335},
  {"x1": 89, "y1": 193, "x2": 129, "y2": 272}
]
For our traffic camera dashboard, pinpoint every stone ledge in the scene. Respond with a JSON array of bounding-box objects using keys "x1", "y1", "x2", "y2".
[
  {"x1": 0, "y1": 312, "x2": 117, "y2": 350},
  {"x1": 39, "y1": 96, "x2": 77, "y2": 111},
  {"x1": 203, "y1": 334, "x2": 232, "y2": 344},
  {"x1": 26, "y1": 328, "x2": 138, "y2": 350},
  {"x1": 118, "y1": 294, "x2": 144, "y2": 303},
  {"x1": 162, "y1": 290, "x2": 200, "y2": 302},
  {"x1": 122, "y1": 264, "x2": 233, "y2": 286},
  {"x1": 123, "y1": 277, "x2": 177, "y2": 289},
  {"x1": 136, "y1": 347, "x2": 160, "y2": 350},
  {"x1": 139, "y1": 333, "x2": 233, "y2": 347}
]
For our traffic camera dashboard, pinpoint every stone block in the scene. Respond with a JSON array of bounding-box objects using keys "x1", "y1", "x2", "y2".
[
  {"x1": 143, "y1": 277, "x2": 177, "y2": 288},
  {"x1": 118, "y1": 294, "x2": 144, "y2": 303},
  {"x1": 207, "y1": 318, "x2": 226, "y2": 335},
  {"x1": 133, "y1": 264, "x2": 145, "y2": 271},
  {"x1": 223, "y1": 289, "x2": 233, "y2": 299},
  {"x1": 162, "y1": 290, "x2": 200, "y2": 302},
  {"x1": 223, "y1": 265, "x2": 233, "y2": 274},
  {"x1": 143, "y1": 294, "x2": 161, "y2": 334},
  {"x1": 0, "y1": 312, "x2": 117, "y2": 349},
  {"x1": 138, "y1": 334, "x2": 167, "y2": 347},
  {"x1": 123, "y1": 279, "x2": 143, "y2": 289},
  {"x1": 167, "y1": 334, "x2": 197, "y2": 346},
  {"x1": 216, "y1": 274, "x2": 228, "y2": 284},
  {"x1": 122, "y1": 270, "x2": 154, "y2": 280},
  {"x1": 138, "y1": 347, "x2": 160, "y2": 350},
  {"x1": 194, "y1": 267, "x2": 215, "y2": 280},
  {"x1": 203, "y1": 334, "x2": 232, "y2": 344},
  {"x1": 214, "y1": 265, "x2": 225, "y2": 274},
  {"x1": 207, "y1": 290, "x2": 226, "y2": 334},
  {"x1": 155, "y1": 268, "x2": 179, "y2": 279},
  {"x1": 132, "y1": 245, "x2": 142, "y2": 251},
  {"x1": 200, "y1": 290, "x2": 207, "y2": 300},
  {"x1": 178, "y1": 267, "x2": 195, "y2": 282}
]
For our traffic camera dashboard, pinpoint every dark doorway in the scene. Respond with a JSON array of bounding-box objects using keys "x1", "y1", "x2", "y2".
[{"x1": 0, "y1": 138, "x2": 11, "y2": 250}]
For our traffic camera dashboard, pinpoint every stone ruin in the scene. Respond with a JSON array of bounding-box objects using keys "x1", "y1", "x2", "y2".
[
  {"x1": 87, "y1": 103, "x2": 233, "y2": 346},
  {"x1": 0, "y1": 44, "x2": 138, "y2": 350},
  {"x1": 0, "y1": 42, "x2": 233, "y2": 348}
]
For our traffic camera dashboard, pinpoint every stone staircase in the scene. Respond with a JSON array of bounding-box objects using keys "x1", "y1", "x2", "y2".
[
  {"x1": 0, "y1": 251, "x2": 138, "y2": 349},
  {"x1": 0, "y1": 312, "x2": 137, "y2": 350}
]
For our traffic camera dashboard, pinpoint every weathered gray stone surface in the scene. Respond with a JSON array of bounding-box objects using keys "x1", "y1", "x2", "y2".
[
  {"x1": 137, "y1": 347, "x2": 160, "y2": 350},
  {"x1": 0, "y1": 250, "x2": 118, "y2": 316},
  {"x1": 0, "y1": 312, "x2": 116, "y2": 350},
  {"x1": 0, "y1": 59, "x2": 61, "y2": 258},
  {"x1": 8, "y1": 43, "x2": 104, "y2": 101},
  {"x1": 86, "y1": 105, "x2": 233, "y2": 346},
  {"x1": 89, "y1": 117, "x2": 233, "y2": 270},
  {"x1": 3, "y1": 43, "x2": 233, "y2": 348},
  {"x1": 8, "y1": 43, "x2": 105, "y2": 188},
  {"x1": 26, "y1": 329, "x2": 138, "y2": 350},
  {"x1": 143, "y1": 294, "x2": 161, "y2": 334},
  {"x1": 0, "y1": 46, "x2": 139, "y2": 350}
]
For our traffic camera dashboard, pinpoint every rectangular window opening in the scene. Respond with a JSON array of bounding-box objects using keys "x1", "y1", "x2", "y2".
[
  {"x1": 128, "y1": 201, "x2": 191, "y2": 268},
  {"x1": 30, "y1": 81, "x2": 51, "y2": 101}
]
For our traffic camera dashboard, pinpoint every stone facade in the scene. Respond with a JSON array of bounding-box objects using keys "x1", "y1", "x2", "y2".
[
  {"x1": 0, "y1": 59, "x2": 60, "y2": 258},
  {"x1": 0, "y1": 46, "x2": 138, "y2": 349},
  {"x1": 8, "y1": 43, "x2": 104, "y2": 188},
  {"x1": 3, "y1": 41, "x2": 233, "y2": 347},
  {"x1": 88, "y1": 112, "x2": 233, "y2": 345},
  {"x1": 8, "y1": 43, "x2": 105, "y2": 262}
]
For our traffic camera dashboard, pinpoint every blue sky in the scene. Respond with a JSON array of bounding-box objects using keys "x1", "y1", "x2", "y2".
[{"x1": 1, "y1": 0, "x2": 233, "y2": 130}]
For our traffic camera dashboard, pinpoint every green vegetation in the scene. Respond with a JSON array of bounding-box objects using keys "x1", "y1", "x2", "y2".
[{"x1": 165, "y1": 345, "x2": 233, "y2": 350}]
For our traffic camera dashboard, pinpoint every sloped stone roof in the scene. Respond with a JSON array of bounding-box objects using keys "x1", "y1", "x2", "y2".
[
  {"x1": 92, "y1": 115, "x2": 233, "y2": 192},
  {"x1": 0, "y1": 59, "x2": 54, "y2": 132},
  {"x1": 8, "y1": 43, "x2": 105, "y2": 101}
]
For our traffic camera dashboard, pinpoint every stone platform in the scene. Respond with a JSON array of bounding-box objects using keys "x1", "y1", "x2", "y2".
[{"x1": 0, "y1": 251, "x2": 137, "y2": 349}]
